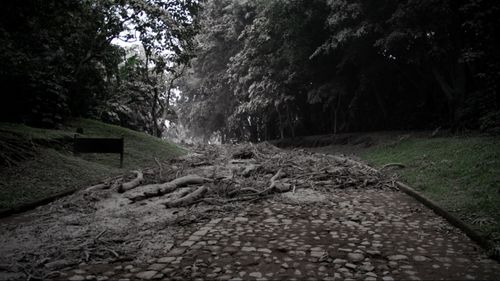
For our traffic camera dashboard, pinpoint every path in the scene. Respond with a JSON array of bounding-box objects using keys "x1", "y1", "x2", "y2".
[{"x1": 60, "y1": 189, "x2": 500, "y2": 281}]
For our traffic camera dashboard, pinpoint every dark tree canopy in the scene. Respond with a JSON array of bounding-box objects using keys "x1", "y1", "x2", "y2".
[
  {"x1": 0, "y1": 0, "x2": 199, "y2": 131},
  {"x1": 177, "y1": 0, "x2": 500, "y2": 142},
  {"x1": 1, "y1": 0, "x2": 499, "y2": 140}
]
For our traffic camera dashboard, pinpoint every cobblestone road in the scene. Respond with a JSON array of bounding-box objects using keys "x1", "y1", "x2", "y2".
[{"x1": 61, "y1": 189, "x2": 500, "y2": 281}]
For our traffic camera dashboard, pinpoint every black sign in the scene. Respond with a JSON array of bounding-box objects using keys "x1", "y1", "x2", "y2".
[{"x1": 74, "y1": 135, "x2": 124, "y2": 167}]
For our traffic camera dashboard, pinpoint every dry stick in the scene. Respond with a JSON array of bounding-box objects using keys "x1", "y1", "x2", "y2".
[
  {"x1": 228, "y1": 187, "x2": 260, "y2": 197},
  {"x1": 106, "y1": 248, "x2": 120, "y2": 258},
  {"x1": 118, "y1": 170, "x2": 144, "y2": 193},
  {"x1": 95, "y1": 230, "x2": 107, "y2": 240},
  {"x1": 154, "y1": 157, "x2": 163, "y2": 179}
]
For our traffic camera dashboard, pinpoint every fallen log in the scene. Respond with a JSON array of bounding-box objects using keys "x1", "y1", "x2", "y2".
[
  {"x1": 118, "y1": 170, "x2": 144, "y2": 193},
  {"x1": 84, "y1": 182, "x2": 110, "y2": 192},
  {"x1": 127, "y1": 175, "x2": 210, "y2": 202},
  {"x1": 164, "y1": 186, "x2": 208, "y2": 208}
]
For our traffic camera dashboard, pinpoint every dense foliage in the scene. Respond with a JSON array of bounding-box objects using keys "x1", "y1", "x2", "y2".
[
  {"x1": 1, "y1": 0, "x2": 498, "y2": 141},
  {"x1": 178, "y1": 0, "x2": 500, "y2": 142},
  {"x1": 0, "y1": 0, "x2": 198, "y2": 133}
]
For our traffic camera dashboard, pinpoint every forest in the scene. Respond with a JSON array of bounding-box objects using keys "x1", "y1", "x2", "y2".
[
  {"x1": 1, "y1": 0, "x2": 499, "y2": 141},
  {"x1": 1, "y1": 2, "x2": 500, "y2": 280}
]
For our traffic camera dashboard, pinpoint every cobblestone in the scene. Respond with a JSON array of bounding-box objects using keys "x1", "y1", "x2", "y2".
[{"x1": 61, "y1": 189, "x2": 500, "y2": 280}]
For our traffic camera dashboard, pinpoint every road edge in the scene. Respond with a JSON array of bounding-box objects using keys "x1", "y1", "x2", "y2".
[
  {"x1": 0, "y1": 189, "x2": 77, "y2": 219},
  {"x1": 396, "y1": 181, "x2": 499, "y2": 262}
]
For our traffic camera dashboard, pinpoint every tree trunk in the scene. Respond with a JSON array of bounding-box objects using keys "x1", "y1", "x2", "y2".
[
  {"x1": 432, "y1": 62, "x2": 467, "y2": 128},
  {"x1": 277, "y1": 106, "x2": 284, "y2": 140},
  {"x1": 286, "y1": 103, "x2": 295, "y2": 139}
]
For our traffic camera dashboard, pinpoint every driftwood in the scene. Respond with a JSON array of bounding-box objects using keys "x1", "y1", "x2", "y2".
[
  {"x1": 128, "y1": 175, "x2": 210, "y2": 202},
  {"x1": 163, "y1": 186, "x2": 208, "y2": 208},
  {"x1": 118, "y1": 170, "x2": 144, "y2": 193}
]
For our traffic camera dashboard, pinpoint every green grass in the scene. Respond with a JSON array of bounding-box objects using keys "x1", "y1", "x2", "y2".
[
  {"x1": 0, "y1": 118, "x2": 185, "y2": 209},
  {"x1": 362, "y1": 136, "x2": 500, "y2": 242}
]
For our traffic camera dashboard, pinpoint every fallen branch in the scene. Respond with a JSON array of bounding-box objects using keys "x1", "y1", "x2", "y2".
[
  {"x1": 228, "y1": 187, "x2": 260, "y2": 197},
  {"x1": 118, "y1": 170, "x2": 144, "y2": 193},
  {"x1": 164, "y1": 186, "x2": 208, "y2": 208},
  {"x1": 154, "y1": 157, "x2": 163, "y2": 179},
  {"x1": 84, "y1": 182, "x2": 110, "y2": 192},
  {"x1": 128, "y1": 175, "x2": 210, "y2": 202},
  {"x1": 95, "y1": 229, "x2": 107, "y2": 240}
]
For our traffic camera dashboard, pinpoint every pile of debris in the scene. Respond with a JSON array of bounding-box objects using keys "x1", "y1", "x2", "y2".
[
  {"x1": 0, "y1": 142, "x2": 396, "y2": 280},
  {"x1": 116, "y1": 142, "x2": 397, "y2": 208}
]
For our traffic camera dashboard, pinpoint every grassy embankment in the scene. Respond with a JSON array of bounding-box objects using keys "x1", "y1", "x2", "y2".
[
  {"x1": 0, "y1": 119, "x2": 185, "y2": 210},
  {"x1": 361, "y1": 136, "x2": 500, "y2": 244}
]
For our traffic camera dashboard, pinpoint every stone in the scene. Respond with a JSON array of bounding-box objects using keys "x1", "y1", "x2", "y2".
[
  {"x1": 345, "y1": 263, "x2": 357, "y2": 270},
  {"x1": 249, "y1": 272, "x2": 262, "y2": 278},
  {"x1": 413, "y1": 255, "x2": 427, "y2": 262},
  {"x1": 311, "y1": 251, "x2": 324, "y2": 258},
  {"x1": 361, "y1": 264, "x2": 375, "y2": 272},
  {"x1": 333, "y1": 258, "x2": 347, "y2": 264},
  {"x1": 167, "y1": 248, "x2": 186, "y2": 256},
  {"x1": 103, "y1": 271, "x2": 115, "y2": 277},
  {"x1": 242, "y1": 246, "x2": 256, "y2": 252},
  {"x1": 135, "y1": 271, "x2": 158, "y2": 280},
  {"x1": 382, "y1": 277, "x2": 394, "y2": 281},
  {"x1": 148, "y1": 264, "x2": 166, "y2": 271},
  {"x1": 366, "y1": 250, "x2": 381, "y2": 256},
  {"x1": 180, "y1": 240, "x2": 196, "y2": 247},
  {"x1": 387, "y1": 255, "x2": 408, "y2": 261},
  {"x1": 69, "y1": 276, "x2": 85, "y2": 281},
  {"x1": 347, "y1": 253, "x2": 365, "y2": 262},
  {"x1": 257, "y1": 248, "x2": 272, "y2": 254},
  {"x1": 436, "y1": 257, "x2": 452, "y2": 263}
]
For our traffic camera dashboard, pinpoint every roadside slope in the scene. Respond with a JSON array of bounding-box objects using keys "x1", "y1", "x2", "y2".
[
  {"x1": 361, "y1": 136, "x2": 500, "y2": 246},
  {"x1": 0, "y1": 118, "x2": 185, "y2": 210}
]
